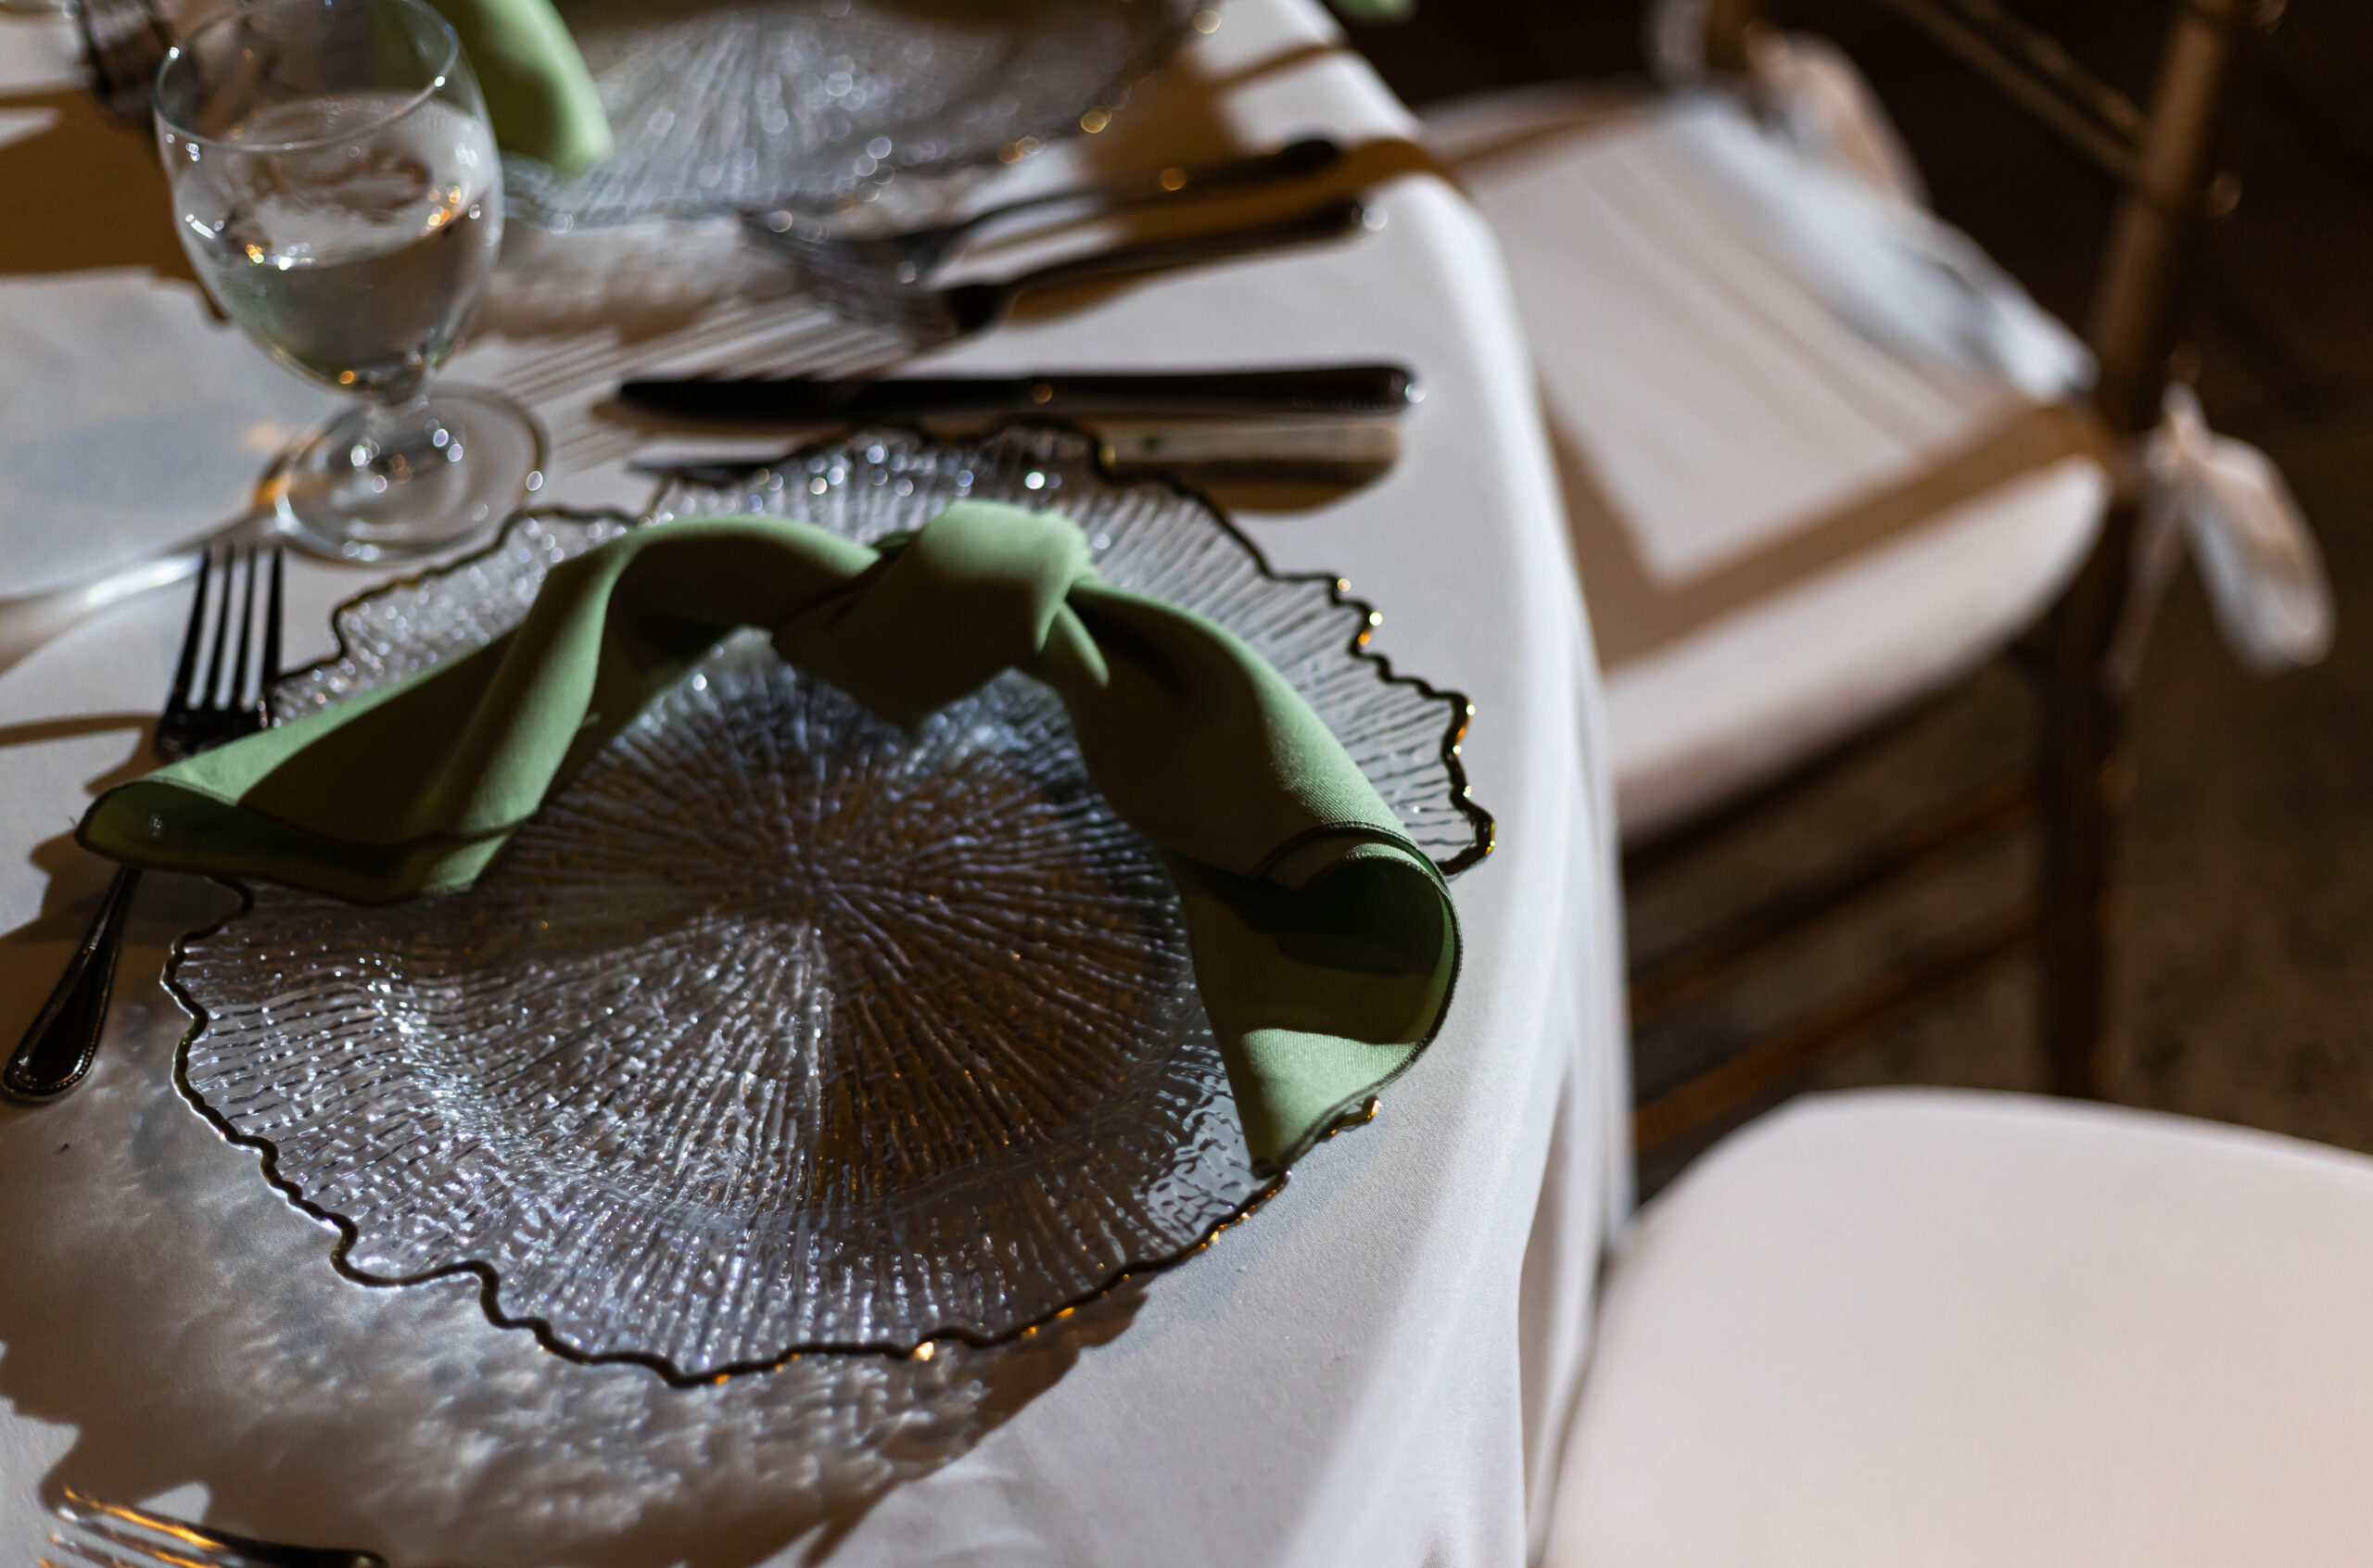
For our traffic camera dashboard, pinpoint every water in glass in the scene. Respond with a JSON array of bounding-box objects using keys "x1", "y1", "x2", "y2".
[
  {"x1": 174, "y1": 94, "x2": 500, "y2": 399},
  {"x1": 156, "y1": 0, "x2": 544, "y2": 562}
]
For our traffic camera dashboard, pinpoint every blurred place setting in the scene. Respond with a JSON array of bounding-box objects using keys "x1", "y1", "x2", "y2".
[{"x1": 0, "y1": 0, "x2": 2370, "y2": 1564}]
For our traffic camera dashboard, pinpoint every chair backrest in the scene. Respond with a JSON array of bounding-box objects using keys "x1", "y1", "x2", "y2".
[{"x1": 1698, "y1": 0, "x2": 2283, "y2": 439}]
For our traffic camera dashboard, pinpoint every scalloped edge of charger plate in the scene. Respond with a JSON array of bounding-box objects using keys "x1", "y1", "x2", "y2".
[{"x1": 159, "y1": 425, "x2": 1493, "y2": 1382}]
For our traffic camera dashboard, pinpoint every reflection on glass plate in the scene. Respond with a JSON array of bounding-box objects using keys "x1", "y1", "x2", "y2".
[
  {"x1": 510, "y1": 0, "x2": 1203, "y2": 228},
  {"x1": 170, "y1": 426, "x2": 1489, "y2": 1379}
]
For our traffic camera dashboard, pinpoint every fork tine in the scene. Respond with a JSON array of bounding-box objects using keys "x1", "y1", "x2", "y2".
[
  {"x1": 50, "y1": 1491, "x2": 385, "y2": 1568},
  {"x1": 42, "y1": 1528, "x2": 159, "y2": 1568},
  {"x1": 160, "y1": 543, "x2": 213, "y2": 726},
  {"x1": 197, "y1": 543, "x2": 237, "y2": 715},
  {"x1": 54, "y1": 1494, "x2": 228, "y2": 1568},
  {"x1": 228, "y1": 542, "x2": 258, "y2": 712},
  {"x1": 258, "y1": 544, "x2": 285, "y2": 724}
]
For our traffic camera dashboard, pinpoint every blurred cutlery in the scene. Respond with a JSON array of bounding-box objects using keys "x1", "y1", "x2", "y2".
[
  {"x1": 633, "y1": 415, "x2": 1402, "y2": 492},
  {"x1": 788, "y1": 196, "x2": 1376, "y2": 344},
  {"x1": 616, "y1": 362, "x2": 1416, "y2": 424},
  {"x1": 41, "y1": 1489, "x2": 385, "y2": 1568},
  {"x1": 1095, "y1": 416, "x2": 1402, "y2": 487},
  {"x1": 743, "y1": 137, "x2": 1346, "y2": 285}
]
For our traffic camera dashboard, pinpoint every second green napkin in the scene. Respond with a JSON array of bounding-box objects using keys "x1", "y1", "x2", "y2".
[{"x1": 436, "y1": 0, "x2": 611, "y2": 175}]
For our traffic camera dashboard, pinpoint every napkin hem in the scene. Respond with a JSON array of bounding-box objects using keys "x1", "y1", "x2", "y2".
[{"x1": 1250, "y1": 893, "x2": 1466, "y2": 1176}]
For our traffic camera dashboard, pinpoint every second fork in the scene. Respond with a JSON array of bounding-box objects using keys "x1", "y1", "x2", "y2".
[
  {"x1": 768, "y1": 196, "x2": 1376, "y2": 345},
  {"x1": 1, "y1": 543, "x2": 284, "y2": 1104},
  {"x1": 743, "y1": 136, "x2": 1347, "y2": 285}
]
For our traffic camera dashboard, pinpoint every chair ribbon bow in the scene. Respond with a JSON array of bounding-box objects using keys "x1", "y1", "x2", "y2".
[{"x1": 2112, "y1": 385, "x2": 2334, "y2": 685}]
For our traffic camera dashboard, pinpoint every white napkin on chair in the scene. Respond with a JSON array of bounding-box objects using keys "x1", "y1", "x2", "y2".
[
  {"x1": 1669, "y1": 95, "x2": 2095, "y2": 403},
  {"x1": 1699, "y1": 87, "x2": 2332, "y2": 679},
  {"x1": 1745, "y1": 31, "x2": 1927, "y2": 205},
  {"x1": 2113, "y1": 385, "x2": 2334, "y2": 682},
  {"x1": 1645, "y1": 0, "x2": 2091, "y2": 402},
  {"x1": 1644, "y1": 0, "x2": 2329, "y2": 678},
  {"x1": 1649, "y1": 2, "x2": 1925, "y2": 205}
]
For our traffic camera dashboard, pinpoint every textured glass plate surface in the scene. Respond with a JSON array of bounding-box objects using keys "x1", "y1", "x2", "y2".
[
  {"x1": 509, "y1": 0, "x2": 1201, "y2": 228},
  {"x1": 171, "y1": 427, "x2": 1489, "y2": 1379}
]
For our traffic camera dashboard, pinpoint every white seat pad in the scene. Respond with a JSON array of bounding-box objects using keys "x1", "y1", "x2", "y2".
[
  {"x1": 1426, "y1": 89, "x2": 2106, "y2": 839},
  {"x1": 1548, "y1": 1090, "x2": 2373, "y2": 1567},
  {"x1": 1604, "y1": 456, "x2": 2101, "y2": 839}
]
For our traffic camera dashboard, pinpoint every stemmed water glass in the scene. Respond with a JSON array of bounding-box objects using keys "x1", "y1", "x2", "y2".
[{"x1": 153, "y1": 0, "x2": 543, "y2": 560}]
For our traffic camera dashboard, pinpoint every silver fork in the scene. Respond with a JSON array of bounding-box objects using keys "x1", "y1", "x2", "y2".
[
  {"x1": 743, "y1": 136, "x2": 1346, "y2": 285},
  {"x1": 72, "y1": 0, "x2": 173, "y2": 122},
  {"x1": 776, "y1": 196, "x2": 1375, "y2": 346},
  {"x1": 1, "y1": 543, "x2": 284, "y2": 1105},
  {"x1": 43, "y1": 1489, "x2": 385, "y2": 1568}
]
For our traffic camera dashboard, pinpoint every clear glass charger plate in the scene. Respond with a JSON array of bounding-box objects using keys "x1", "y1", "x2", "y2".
[
  {"x1": 169, "y1": 426, "x2": 1491, "y2": 1380},
  {"x1": 510, "y1": 0, "x2": 1203, "y2": 229}
]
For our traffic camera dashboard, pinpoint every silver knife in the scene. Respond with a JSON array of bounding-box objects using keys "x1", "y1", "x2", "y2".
[
  {"x1": 634, "y1": 416, "x2": 1403, "y2": 492},
  {"x1": 616, "y1": 363, "x2": 1420, "y2": 425}
]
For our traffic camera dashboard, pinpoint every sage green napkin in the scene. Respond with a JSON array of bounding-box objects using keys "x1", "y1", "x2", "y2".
[
  {"x1": 82, "y1": 504, "x2": 1459, "y2": 1173},
  {"x1": 435, "y1": 0, "x2": 611, "y2": 175}
]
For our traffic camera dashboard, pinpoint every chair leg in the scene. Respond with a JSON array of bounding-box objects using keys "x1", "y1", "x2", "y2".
[
  {"x1": 2038, "y1": 0, "x2": 2272, "y2": 1094},
  {"x1": 2035, "y1": 499, "x2": 2139, "y2": 1100}
]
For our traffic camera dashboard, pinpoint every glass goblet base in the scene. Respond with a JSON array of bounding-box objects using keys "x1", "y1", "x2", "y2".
[{"x1": 264, "y1": 386, "x2": 544, "y2": 563}]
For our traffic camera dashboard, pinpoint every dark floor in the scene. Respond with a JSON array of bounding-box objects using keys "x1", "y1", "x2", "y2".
[{"x1": 1344, "y1": 3, "x2": 2373, "y2": 1185}]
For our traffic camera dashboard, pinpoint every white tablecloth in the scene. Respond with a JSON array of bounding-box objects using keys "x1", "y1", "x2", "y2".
[{"x1": 0, "y1": 6, "x2": 1625, "y2": 1563}]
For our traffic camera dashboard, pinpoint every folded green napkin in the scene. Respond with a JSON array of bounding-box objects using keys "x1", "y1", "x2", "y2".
[
  {"x1": 434, "y1": 0, "x2": 610, "y2": 175},
  {"x1": 82, "y1": 504, "x2": 1459, "y2": 1173}
]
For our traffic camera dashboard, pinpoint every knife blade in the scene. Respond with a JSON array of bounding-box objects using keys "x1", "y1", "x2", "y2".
[
  {"x1": 1096, "y1": 416, "x2": 1401, "y2": 485},
  {"x1": 633, "y1": 417, "x2": 1403, "y2": 492},
  {"x1": 615, "y1": 363, "x2": 1419, "y2": 424}
]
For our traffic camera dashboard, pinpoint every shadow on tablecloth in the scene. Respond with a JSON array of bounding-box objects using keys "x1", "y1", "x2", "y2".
[
  {"x1": 0, "y1": 873, "x2": 1139, "y2": 1568},
  {"x1": 0, "y1": 29, "x2": 1420, "y2": 1560}
]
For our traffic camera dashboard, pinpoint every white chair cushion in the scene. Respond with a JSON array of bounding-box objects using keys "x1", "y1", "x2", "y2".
[
  {"x1": 1547, "y1": 1090, "x2": 2373, "y2": 1566},
  {"x1": 1425, "y1": 89, "x2": 2107, "y2": 840},
  {"x1": 1605, "y1": 456, "x2": 2102, "y2": 837}
]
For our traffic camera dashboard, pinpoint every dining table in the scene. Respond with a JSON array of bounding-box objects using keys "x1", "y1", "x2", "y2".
[{"x1": 0, "y1": 1, "x2": 1628, "y2": 1563}]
